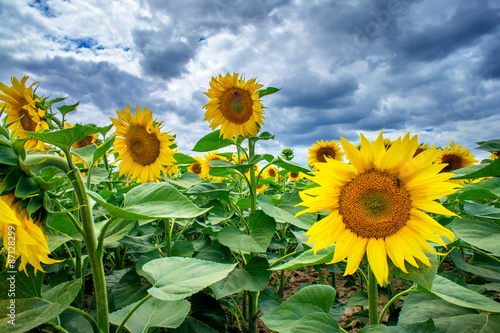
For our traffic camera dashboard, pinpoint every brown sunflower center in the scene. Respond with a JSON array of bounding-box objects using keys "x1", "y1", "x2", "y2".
[
  {"x1": 441, "y1": 154, "x2": 463, "y2": 172},
  {"x1": 220, "y1": 88, "x2": 254, "y2": 124},
  {"x1": 191, "y1": 162, "x2": 202, "y2": 174},
  {"x1": 19, "y1": 109, "x2": 37, "y2": 132},
  {"x1": 413, "y1": 147, "x2": 425, "y2": 157},
  {"x1": 125, "y1": 125, "x2": 161, "y2": 166},
  {"x1": 290, "y1": 172, "x2": 299, "y2": 178},
  {"x1": 316, "y1": 147, "x2": 336, "y2": 162},
  {"x1": 339, "y1": 170, "x2": 411, "y2": 239},
  {"x1": 75, "y1": 135, "x2": 94, "y2": 149},
  {"x1": 268, "y1": 168, "x2": 276, "y2": 177}
]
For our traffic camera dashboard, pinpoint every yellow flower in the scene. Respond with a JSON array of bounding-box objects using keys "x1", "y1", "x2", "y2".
[
  {"x1": 307, "y1": 140, "x2": 344, "y2": 167},
  {"x1": 435, "y1": 141, "x2": 477, "y2": 172},
  {"x1": 110, "y1": 104, "x2": 175, "y2": 183},
  {"x1": 257, "y1": 182, "x2": 267, "y2": 194},
  {"x1": 263, "y1": 166, "x2": 278, "y2": 179},
  {"x1": 188, "y1": 156, "x2": 204, "y2": 177},
  {"x1": 0, "y1": 191, "x2": 58, "y2": 274},
  {"x1": 297, "y1": 131, "x2": 460, "y2": 286},
  {"x1": 203, "y1": 72, "x2": 264, "y2": 141},
  {"x1": 489, "y1": 151, "x2": 500, "y2": 160},
  {"x1": 413, "y1": 143, "x2": 431, "y2": 157},
  {"x1": 0, "y1": 76, "x2": 49, "y2": 151},
  {"x1": 287, "y1": 172, "x2": 302, "y2": 182},
  {"x1": 202, "y1": 151, "x2": 227, "y2": 182}
]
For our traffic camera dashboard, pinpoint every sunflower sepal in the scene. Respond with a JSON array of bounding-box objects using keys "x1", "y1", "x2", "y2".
[
  {"x1": 0, "y1": 124, "x2": 10, "y2": 139},
  {"x1": 12, "y1": 137, "x2": 28, "y2": 160}
]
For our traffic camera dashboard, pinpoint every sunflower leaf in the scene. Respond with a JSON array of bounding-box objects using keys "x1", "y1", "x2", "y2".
[
  {"x1": 173, "y1": 152, "x2": 198, "y2": 164},
  {"x1": 451, "y1": 158, "x2": 500, "y2": 179},
  {"x1": 93, "y1": 135, "x2": 115, "y2": 165},
  {"x1": 389, "y1": 252, "x2": 437, "y2": 290},
  {"x1": 192, "y1": 129, "x2": 244, "y2": 152},
  {"x1": 25, "y1": 124, "x2": 104, "y2": 152},
  {"x1": 258, "y1": 87, "x2": 281, "y2": 98},
  {"x1": 475, "y1": 139, "x2": 500, "y2": 153},
  {"x1": 57, "y1": 102, "x2": 79, "y2": 117}
]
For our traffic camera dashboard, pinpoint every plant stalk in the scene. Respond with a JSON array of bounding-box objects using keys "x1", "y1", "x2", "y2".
[{"x1": 367, "y1": 266, "x2": 378, "y2": 326}]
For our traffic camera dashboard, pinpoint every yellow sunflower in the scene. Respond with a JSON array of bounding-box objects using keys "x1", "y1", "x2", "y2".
[
  {"x1": 202, "y1": 151, "x2": 227, "y2": 182},
  {"x1": 110, "y1": 105, "x2": 175, "y2": 183},
  {"x1": 435, "y1": 142, "x2": 478, "y2": 173},
  {"x1": 287, "y1": 172, "x2": 302, "y2": 182},
  {"x1": 307, "y1": 140, "x2": 344, "y2": 166},
  {"x1": 297, "y1": 131, "x2": 460, "y2": 286},
  {"x1": 188, "y1": 156, "x2": 204, "y2": 178},
  {"x1": 263, "y1": 165, "x2": 278, "y2": 179},
  {"x1": 0, "y1": 191, "x2": 58, "y2": 274},
  {"x1": 203, "y1": 72, "x2": 264, "y2": 141},
  {"x1": 0, "y1": 76, "x2": 49, "y2": 151},
  {"x1": 489, "y1": 151, "x2": 499, "y2": 160},
  {"x1": 413, "y1": 143, "x2": 431, "y2": 157}
]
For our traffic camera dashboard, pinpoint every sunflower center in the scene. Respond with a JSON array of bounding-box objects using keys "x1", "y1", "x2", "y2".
[
  {"x1": 126, "y1": 125, "x2": 161, "y2": 166},
  {"x1": 290, "y1": 172, "x2": 298, "y2": 178},
  {"x1": 268, "y1": 169, "x2": 276, "y2": 177},
  {"x1": 339, "y1": 170, "x2": 411, "y2": 239},
  {"x1": 191, "y1": 162, "x2": 202, "y2": 174},
  {"x1": 75, "y1": 135, "x2": 94, "y2": 149},
  {"x1": 19, "y1": 109, "x2": 37, "y2": 132},
  {"x1": 441, "y1": 155, "x2": 463, "y2": 172},
  {"x1": 220, "y1": 88, "x2": 254, "y2": 124},
  {"x1": 316, "y1": 147, "x2": 336, "y2": 162}
]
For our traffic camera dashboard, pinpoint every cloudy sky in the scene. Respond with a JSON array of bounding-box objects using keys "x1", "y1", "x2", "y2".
[{"x1": 1, "y1": 0, "x2": 499, "y2": 164}]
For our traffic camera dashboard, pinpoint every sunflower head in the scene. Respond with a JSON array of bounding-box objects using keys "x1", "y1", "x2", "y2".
[
  {"x1": 188, "y1": 156, "x2": 204, "y2": 177},
  {"x1": 298, "y1": 130, "x2": 460, "y2": 286},
  {"x1": 489, "y1": 151, "x2": 500, "y2": 160},
  {"x1": 307, "y1": 140, "x2": 344, "y2": 167},
  {"x1": 287, "y1": 172, "x2": 302, "y2": 182},
  {"x1": 264, "y1": 166, "x2": 278, "y2": 179},
  {"x1": 0, "y1": 76, "x2": 49, "y2": 151},
  {"x1": 110, "y1": 104, "x2": 176, "y2": 183},
  {"x1": 65, "y1": 122, "x2": 98, "y2": 149},
  {"x1": 203, "y1": 72, "x2": 264, "y2": 141},
  {"x1": 202, "y1": 151, "x2": 228, "y2": 182},
  {"x1": 435, "y1": 141, "x2": 478, "y2": 174}
]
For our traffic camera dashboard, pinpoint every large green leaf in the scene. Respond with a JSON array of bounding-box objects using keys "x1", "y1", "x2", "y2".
[
  {"x1": 109, "y1": 298, "x2": 190, "y2": 333},
  {"x1": 172, "y1": 292, "x2": 227, "y2": 333},
  {"x1": 186, "y1": 183, "x2": 231, "y2": 202},
  {"x1": 388, "y1": 319, "x2": 437, "y2": 333},
  {"x1": 475, "y1": 139, "x2": 500, "y2": 153},
  {"x1": 173, "y1": 152, "x2": 198, "y2": 164},
  {"x1": 289, "y1": 312, "x2": 342, "y2": 332},
  {"x1": 0, "y1": 279, "x2": 81, "y2": 333},
  {"x1": 271, "y1": 156, "x2": 312, "y2": 174},
  {"x1": 165, "y1": 172, "x2": 201, "y2": 188},
  {"x1": 192, "y1": 130, "x2": 243, "y2": 152},
  {"x1": 390, "y1": 252, "x2": 438, "y2": 290},
  {"x1": 0, "y1": 266, "x2": 43, "y2": 299},
  {"x1": 259, "y1": 196, "x2": 311, "y2": 230},
  {"x1": 450, "y1": 251, "x2": 500, "y2": 280},
  {"x1": 278, "y1": 191, "x2": 317, "y2": 228},
  {"x1": 141, "y1": 257, "x2": 237, "y2": 301},
  {"x1": 452, "y1": 158, "x2": 500, "y2": 179},
  {"x1": 88, "y1": 182, "x2": 210, "y2": 220},
  {"x1": 271, "y1": 245, "x2": 335, "y2": 271},
  {"x1": 457, "y1": 177, "x2": 500, "y2": 200},
  {"x1": 429, "y1": 275, "x2": 500, "y2": 313},
  {"x1": 261, "y1": 285, "x2": 336, "y2": 333},
  {"x1": 217, "y1": 210, "x2": 276, "y2": 253},
  {"x1": 398, "y1": 292, "x2": 477, "y2": 326},
  {"x1": 210, "y1": 257, "x2": 272, "y2": 299},
  {"x1": 25, "y1": 124, "x2": 104, "y2": 151},
  {"x1": 464, "y1": 202, "x2": 500, "y2": 219},
  {"x1": 434, "y1": 314, "x2": 500, "y2": 333},
  {"x1": 452, "y1": 218, "x2": 500, "y2": 256}
]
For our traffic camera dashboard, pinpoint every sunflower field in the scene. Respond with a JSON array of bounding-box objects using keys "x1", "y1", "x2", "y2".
[{"x1": 1, "y1": 74, "x2": 500, "y2": 333}]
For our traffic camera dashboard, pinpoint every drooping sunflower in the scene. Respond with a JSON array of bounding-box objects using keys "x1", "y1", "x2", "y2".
[
  {"x1": 435, "y1": 141, "x2": 478, "y2": 176},
  {"x1": 202, "y1": 151, "x2": 227, "y2": 182},
  {"x1": 0, "y1": 191, "x2": 59, "y2": 274},
  {"x1": 287, "y1": 172, "x2": 302, "y2": 182},
  {"x1": 297, "y1": 131, "x2": 460, "y2": 286},
  {"x1": 203, "y1": 72, "x2": 264, "y2": 141},
  {"x1": 0, "y1": 76, "x2": 49, "y2": 151},
  {"x1": 110, "y1": 105, "x2": 175, "y2": 183},
  {"x1": 307, "y1": 140, "x2": 344, "y2": 167}
]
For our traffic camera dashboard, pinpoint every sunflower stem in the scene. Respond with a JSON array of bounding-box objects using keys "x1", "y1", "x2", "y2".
[
  {"x1": 367, "y1": 266, "x2": 378, "y2": 326},
  {"x1": 164, "y1": 218, "x2": 172, "y2": 257},
  {"x1": 377, "y1": 284, "x2": 417, "y2": 324}
]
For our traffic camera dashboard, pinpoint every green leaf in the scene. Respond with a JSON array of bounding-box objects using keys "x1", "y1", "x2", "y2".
[
  {"x1": 165, "y1": 172, "x2": 201, "y2": 188},
  {"x1": 88, "y1": 183, "x2": 210, "y2": 220},
  {"x1": 173, "y1": 152, "x2": 198, "y2": 164},
  {"x1": 0, "y1": 145, "x2": 18, "y2": 166},
  {"x1": 475, "y1": 139, "x2": 500, "y2": 153},
  {"x1": 358, "y1": 325, "x2": 390, "y2": 333},
  {"x1": 109, "y1": 298, "x2": 190, "y2": 333},
  {"x1": 347, "y1": 291, "x2": 369, "y2": 307},
  {"x1": 271, "y1": 245, "x2": 335, "y2": 270},
  {"x1": 452, "y1": 218, "x2": 500, "y2": 255},
  {"x1": 464, "y1": 202, "x2": 500, "y2": 219},
  {"x1": 111, "y1": 269, "x2": 149, "y2": 310},
  {"x1": 0, "y1": 279, "x2": 81, "y2": 333},
  {"x1": 187, "y1": 183, "x2": 231, "y2": 202},
  {"x1": 93, "y1": 135, "x2": 115, "y2": 165},
  {"x1": 25, "y1": 124, "x2": 105, "y2": 151},
  {"x1": 434, "y1": 314, "x2": 500, "y2": 333},
  {"x1": 398, "y1": 292, "x2": 477, "y2": 326},
  {"x1": 0, "y1": 266, "x2": 43, "y2": 299},
  {"x1": 389, "y1": 252, "x2": 438, "y2": 290},
  {"x1": 452, "y1": 158, "x2": 500, "y2": 179},
  {"x1": 259, "y1": 196, "x2": 312, "y2": 230},
  {"x1": 210, "y1": 257, "x2": 272, "y2": 299},
  {"x1": 217, "y1": 210, "x2": 276, "y2": 253},
  {"x1": 97, "y1": 219, "x2": 137, "y2": 248},
  {"x1": 141, "y1": 257, "x2": 237, "y2": 301},
  {"x1": 171, "y1": 240, "x2": 195, "y2": 257},
  {"x1": 279, "y1": 191, "x2": 317, "y2": 228},
  {"x1": 289, "y1": 312, "x2": 342, "y2": 332},
  {"x1": 272, "y1": 157, "x2": 312, "y2": 174},
  {"x1": 258, "y1": 87, "x2": 281, "y2": 98},
  {"x1": 173, "y1": 292, "x2": 227, "y2": 332},
  {"x1": 192, "y1": 130, "x2": 243, "y2": 152},
  {"x1": 57, "y1": 101, "x2": 79, "y2": 116},
  {"x1": 430, "y1": 275, "x2": 500, "y2": 313},
  {"x1": 458, "y1": 177, "x2": 500, "y2": 200},
  {"x1": 261, "y1": 285, "x2": 336, "y2": 333},
  {"x1": 450, "y1": 251, "x2": 500, "y2": 280},
  {"x1": 72, "y1": 144, "x2": 96, "y2": 168},
  {"x1": 15, "y1": 174, "x2": 41, "y2": 198},
  {"x1": 389, "y1": 319, "x2": 437, "y2": 333}
]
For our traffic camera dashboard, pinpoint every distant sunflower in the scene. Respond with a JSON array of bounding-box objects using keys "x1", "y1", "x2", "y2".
[
  {"x1": 435, "y1": 141, "x2": 477, "y2": 173},
  {"x1": 307, "y1": 140, "x2": 344, "y2": 166},
  {"x1": 202, "y1": 151, "x2": 227, "y2": 182},
  {"x1": 489, "y1": 152, "x2": 499, "y2": 160},
  {"x1": 203, "y1": 72, "x2": 264, "y2": 141},
  {"x1": 413, "y1": 143, "x2": 431, "y2": 157},
  {"x1": 188, "y1": 156, "x2": 204, "y2": 177},
  {"x1": 110, "y1": 105, "x2": 175, "y2": 183},
  {"x1": 0, "y1": 191, "x2": 59, "y2": 274},
  {"x1": 297, "y1": 131, "x2": 460, "y2": 286},
  {"x1": 263, "y1": 166, "x2": 278, "y2": 179},
  {"x1": 0, "y1": 76, "x2": 49, "y2": 151},
  {"x1": 65, "y1": 122, "x2": 98, "y2": 149},
  {"x1": 288, "y1": 172, "x2": 302, "y2": 182}
]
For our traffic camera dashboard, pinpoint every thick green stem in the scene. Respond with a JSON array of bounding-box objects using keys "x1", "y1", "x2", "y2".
[
  {"x1": 248, "y1": 139, "x2": 257, "y2": 213},
  {"x1": 73, "y1": 241, "x2": 84, "y2": 308},
  {"x1": 66, "y1": 153, "x2": 109, "y2": 333},
  {"x1": 115, "y1": 294, "x2": 152, "y2": 333},
  {"x1": 367, "y1": 267, "x2": 378, "y2": 326},
  {"x1": 248, "y1": 291, "x2": 258, "y2": 333}
]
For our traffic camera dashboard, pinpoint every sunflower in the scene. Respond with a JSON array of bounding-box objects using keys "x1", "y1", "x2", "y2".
[
  {"x1": 110, "y1": 105, "x2": 175, "y2": 183},
  {"x1": 297, "y1": 131, "x2": 460, "y2": 286},
  {"x1": 263, "y1": 165, "x2": 278, "y2": 179},
  {"x1": 0, "y1": 191, "x2": 58, "y2": 274},
  {"x1": 435, "y1": 142, "x2": 478, "y2": 173},
  {"x1": 489, "y1": 151, "x2": 499, "y2": 160},
  {"x1": 413, "y1": 143, "x2": 431, "y2": 157},
  {"x1": 187, "y1": 156, "x2": 204, "y2": 178},
  {"x1": 65, "y1": 122, "x2": 98, "y2": 150},
  {"x1": 288, "y1": 172, "x2": 302, "y2": 182},
  {"x1": 202, "y1": 151, "x2": 227, "y2": 182},
  {"x1": 0, "y1": 76, "x2": 49, "y2": 151},
  {"x1": 203, "y1": 72, "x2": 264, "y2": 141},
  {"x1": 307, "y1": 140, "x2": 344, "y2": 167}
]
